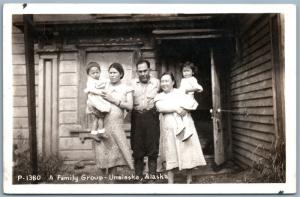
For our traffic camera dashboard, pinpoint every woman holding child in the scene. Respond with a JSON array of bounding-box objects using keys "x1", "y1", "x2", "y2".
[
  {"x1": 154, "y1": 71, "x2": 206, "y2": 183},
  {"x1": 86, "y1": 62, "x2": 134, "y2": 174}
]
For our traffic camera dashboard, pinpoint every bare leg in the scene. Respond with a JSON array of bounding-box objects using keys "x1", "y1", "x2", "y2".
[
  {"x1": 97, "y1": 117, "x2": 104, "y2": 130},
  {"x1": 167, "y1": 170, "x2": 174, "y2": 184},
  {"x1": 97, "y1": 117, "x2": 108, "y2": 139},
  {"x1": 186, "y1": 169, "x2": 192, "y2": 184},
  {"x1": 91, "y1": 115, "x2": 98, "y2": 134}
]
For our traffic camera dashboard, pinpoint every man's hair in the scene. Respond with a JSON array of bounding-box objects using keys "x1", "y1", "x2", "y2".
[{"x1": 136, "y1": 59, "x2": 150, "y2": 69}]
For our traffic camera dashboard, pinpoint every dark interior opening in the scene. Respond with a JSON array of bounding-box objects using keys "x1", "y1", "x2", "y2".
[{"x1": 156, "y1": 39, "x2": 214, "y2": 155}]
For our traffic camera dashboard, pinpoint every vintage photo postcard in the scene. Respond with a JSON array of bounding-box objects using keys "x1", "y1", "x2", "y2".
[{"x1": 3, "y1": 3, "x2": 296, "y2": 194}]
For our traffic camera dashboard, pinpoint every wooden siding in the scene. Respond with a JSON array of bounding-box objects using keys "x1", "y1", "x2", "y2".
[
  {"x1": 12, "y1": 26, "x2": 39, "y2": 151},
  {"x1": 57, "y1": 52, "x2": 96, "y2": 163},
  {"x1": 230, "y1": 15, "x2": 276, "y2": 168}
]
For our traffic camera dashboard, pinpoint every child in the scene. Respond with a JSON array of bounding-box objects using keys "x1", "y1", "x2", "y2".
[
  {"x1": 177, "y1": 61, "x2": 203, "y2": 141},
  {"x1": 84, "y1": 62, "x2": 110, "y2": 139}
]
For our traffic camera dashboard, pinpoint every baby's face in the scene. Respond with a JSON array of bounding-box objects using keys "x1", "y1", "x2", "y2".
[
  {"x1": 182, "y1": 66, "x2": 193, "y2": 78},
  {"x1": 89, "y1": 67, "x2": 100, "y2": 80}
]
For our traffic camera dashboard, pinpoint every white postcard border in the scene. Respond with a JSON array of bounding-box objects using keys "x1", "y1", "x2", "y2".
[{"x1": 3, "y1": 3, "x2": 296, "y2": 194}]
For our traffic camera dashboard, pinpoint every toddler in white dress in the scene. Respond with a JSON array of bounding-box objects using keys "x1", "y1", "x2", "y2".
[
  {"x1": 84, "y1": 62, "x2": 110, "y2": 139},
  {"x1": 177, "y1": 61, "x2": 203, "y2": 141}
]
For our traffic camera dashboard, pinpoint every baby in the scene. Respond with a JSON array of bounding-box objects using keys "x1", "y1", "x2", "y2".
[
  {"x1": 84, "y1": 62, "x2": 111, "y2": 139},
  {"x1": 177, "y1": 61, "x2": 203, "y2": 141}
]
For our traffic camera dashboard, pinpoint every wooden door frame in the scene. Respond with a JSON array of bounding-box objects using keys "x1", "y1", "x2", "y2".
[
  {"x1": 210, "y1": 47, "x2": 226, "y2": 165},
  {"x1": 37, "y1": 54, "x2": 59, "y2": 156}
]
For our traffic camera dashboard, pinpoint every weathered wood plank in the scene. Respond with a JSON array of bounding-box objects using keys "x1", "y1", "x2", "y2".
[
  {"x1": 44, "y1": 61, "x2": 52, "y2": 156},
  {"x1": 233, "y1": 146, "x2": 264, "y2": 164},
  {"x1": 59, "y1": 99, "x2": 78, "y2": 111},
  {"x1": 241, "y1": 24, "x2": 269, "y2": 51},
  {"x1": 234, "y1": 151, "x2": 255, "y2": 168},
  {"x1": 59, "y1": 61, "x2": 78, "y2": 73},
  {"x1": 13, "y1": 96, "x2": 28, "y2": 106},
  {"x1": 231, "y1": 97, "x2": 273, "y2": 108},
  {"x1": 12, "y1": 34, "x2": 25, "y2": 44},
  {"x1": 240, "y1": 15, "x2": 269, "y2": 40},
  {"x1": 59, "y1": 150, "x2": 94, "y2": 161},
  {"x1": 59, "y1": 137, "x2": 93, "y2": 150},
  {"x1": 13, "y1": 54, "x2": 39, "y2": 65},
  {"x1": 59, "y1": 73, "x2": 78, "y2": 86},
  {"x1": 78, "y1": 49, "x2": 88, "y2": 128},
  {"x1": 231, "y1": 70, "x2": 272, "y2": 90},
  {"x1": 233, "y1": 140, "x2": 269, "y2": 159},
  {"x1": 231, "y1": 61, "x2": 272, "y2": 83},
  {"x1": 24, "y1": 14, "x2": 38, "y2": 174},
  {"x1": 242, "y1": 35, "x2": 270, "y2": 61},
  {"x1": 13, "y1": 128, "x2": 29, "y2": 139},
  {"x1": 231, "y1": 79, "x2": 272, "y2": 96},
  {"x1": 13, "y1": 117, "x2": 29, "y2": 129},
  {"x1": 13, "y1": 43, "x2": 25, "y2": 54},
  {"x1": 59, "y1": 86, "x2": 78, "y2": 98},
  {"x1": 233, "y1": 133, "x2": 272, "y2": 150},
  {"x1": 13, "y1": 65, "x2": 39, "y2": 75},
  {"x1": 231, "y1": 54, "x2": 271, "y2": 77},
  {"x1": 233, "y1": 154, "x2": 250, "y2": 169},
  {"x1": 240, "y1": 43, "x2": 271, "y2": 69},
  {"x1": 232, "y1": 127, "x2": 275, "y2": 143},
  {"x1": 231, "y1": 88, "x2": 273, "y2": 101},
  {"x1": 59, "y1": 53, "x2": 77, "y2": 61},
  {"x1": 13, "y1": 85, "x2": 38, "y2": 96},
  {"x1": 51, "y1": 57, "x2": 59, "y2": 155},
  {"x1": 13, "y1": 107, "x2": 28, "y2": 117},
  {"x1": 13, "y1": 25, "x2": 23, "y2": 34},
  {"x1": 153, "y1": 28, "x2": 228, "y2": 35},
  {"x1": 232, "y1": 120, "x2": 275, "y2": 133},
  {"x1": 59, "y1": 124, "x2": 83, "y2": 137},
  {"x1": 13, "y1": 75, "x2": 39, "y2": 86},
  {"x1": 232, "y1": 114, "x2": 274, "y2": 125},
  {"x1": 59, "y1": 112, "x2": 77, "y2": 124}
]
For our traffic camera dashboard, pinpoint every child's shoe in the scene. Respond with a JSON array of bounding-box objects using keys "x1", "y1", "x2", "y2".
[
  {"x1": 91, "y1": 130, "x2": 98, "y2": 135},
  {"x1": 97, "y1": 128, "x2": 108, "y2": 139}
]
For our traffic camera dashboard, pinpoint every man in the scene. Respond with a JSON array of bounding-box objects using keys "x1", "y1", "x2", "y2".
[{"x1": 131, "y1": 59, "x2": 160, "y2": 179}]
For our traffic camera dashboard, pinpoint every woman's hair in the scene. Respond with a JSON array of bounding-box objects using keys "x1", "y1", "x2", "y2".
[
  {"x1": 160, "y1": 72, "x2": 177, "y2": 88},
  {"x1": 181, "y1": 61, "x2": 197, "y2": 76},
  {"x1": 108, "y1": 62, "x2": 125, "y2": 79},
  {"x1": 86, "y1": 62, "x2": 101, "y2": 74}
]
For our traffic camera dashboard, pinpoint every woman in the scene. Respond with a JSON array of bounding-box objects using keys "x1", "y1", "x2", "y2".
[
  {"x1": 94, "y1": 62, "x2": 134, "y2": 174},
  {"x1": 154, "y1": 72, "x2": 206, "y2": 183}
]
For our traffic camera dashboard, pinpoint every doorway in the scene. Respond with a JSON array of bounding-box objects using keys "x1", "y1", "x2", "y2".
[{"x1": 156, "y1": 39, "x2": 214, "y2": 156}]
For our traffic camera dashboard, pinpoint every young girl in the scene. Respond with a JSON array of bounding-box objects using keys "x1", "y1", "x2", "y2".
[
  {"x1": 177, "y1": 61, "x2": 203, "y2": 141},
  {"x1": 84, "y1": 62, "x2": 110, "y2": 139}
]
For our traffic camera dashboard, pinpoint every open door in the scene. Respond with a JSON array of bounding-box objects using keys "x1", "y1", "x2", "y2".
[{"x1": 210, "y1": 48, "x2": 225, "y2": 165}]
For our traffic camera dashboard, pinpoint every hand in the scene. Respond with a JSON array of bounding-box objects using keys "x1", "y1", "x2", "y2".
[
  {"x1": 101, "y1": 91, "x2": 115, "y2": 103},
  {"x1": 176, "y1": 107, "x2": 187, "y2": 116}
]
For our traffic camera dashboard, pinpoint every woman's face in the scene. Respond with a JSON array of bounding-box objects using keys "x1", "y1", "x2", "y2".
[
  {"x1": 109, "y1": 67, "x2": 121, "y2": 84},
  {"x1": 160, "y1": 74, "x2": 175, "y2": 93}
]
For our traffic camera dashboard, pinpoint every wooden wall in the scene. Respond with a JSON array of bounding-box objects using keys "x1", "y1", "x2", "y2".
[
  {"x1": 230, "y1": 15, "x2": 277, "y2": 168},
  {"x1": 12, "y1": 26, "x2": 39, "y2": 152},
  {"x1": 12, "y1": 23, "x2": 157, "y2": 163}
]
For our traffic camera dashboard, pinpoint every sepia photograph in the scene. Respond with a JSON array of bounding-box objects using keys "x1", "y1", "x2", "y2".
[{"x1": 3, "y1": 3, "x2": 296, "y2": 194}]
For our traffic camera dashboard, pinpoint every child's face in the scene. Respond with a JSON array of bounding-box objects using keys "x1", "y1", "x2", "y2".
[
  {"x1": 88, "y1": 67, "x2": 100, "y2": 80},
  {"x1": 182, "y1": 66, "x2": 193, "y2": 78}
]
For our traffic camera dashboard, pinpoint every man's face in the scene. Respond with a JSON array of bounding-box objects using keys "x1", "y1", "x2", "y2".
[{"x1": 137, "y1": 62, "x2": 150, "y2": 83}]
